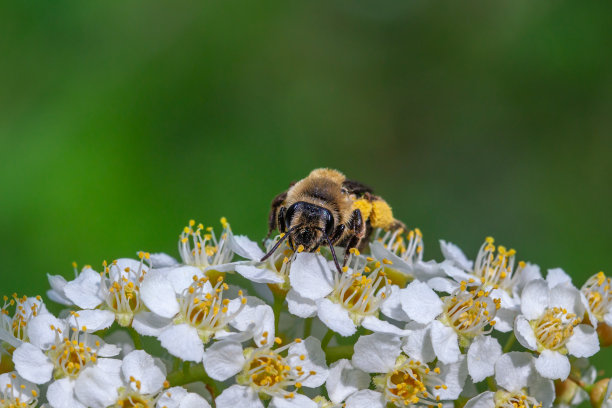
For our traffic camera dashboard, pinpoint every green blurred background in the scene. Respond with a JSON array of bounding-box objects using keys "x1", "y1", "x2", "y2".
[{"x1": 1, "y1": 0, "x2": 611, "y2": 367}]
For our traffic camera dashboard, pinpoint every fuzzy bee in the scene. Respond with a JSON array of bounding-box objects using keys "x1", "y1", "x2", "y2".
[{"x1": 262, "y1": 168, "x2": 406, "y2": 272}]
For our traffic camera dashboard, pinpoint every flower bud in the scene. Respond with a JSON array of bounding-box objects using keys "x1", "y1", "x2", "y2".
[
  {"x1": 589, "y1": 378, "x2": 610, "y2": 408},
  {"x1": 597, "y1": 323, "x2": 612, "y2": 347},
  {"x1": 554, "y1": 378, "x2": 580, "y2": 406}
]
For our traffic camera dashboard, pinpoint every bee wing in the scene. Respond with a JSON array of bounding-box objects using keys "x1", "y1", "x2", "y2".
[{"x1": 342, "y1": 179, "x2": 374, "y2": 196}]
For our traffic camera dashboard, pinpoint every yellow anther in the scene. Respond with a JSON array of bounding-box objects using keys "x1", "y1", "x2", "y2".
[
  {"x1": 382, "y1": 258, "x2": 393, "y2": 265},
  {"x1": 297, "y1": 245, "x2": 305, "y2": 253}
]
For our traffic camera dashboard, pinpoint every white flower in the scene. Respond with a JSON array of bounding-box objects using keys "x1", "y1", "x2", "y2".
[
  {"x1": 464, "y1": 352, "x2": 554, "y2": 408},
  {"x1": 12, "y1": 312, "x2": 121, "y2": 408},
  {"x1": 351, "y1": 333, "x2": 467, "y2": 407},
  {"x1": 514, "y1": 279, "x2": 599, "y2": 380},
  {"x1": 398, "y1": 280, "x2": 502, "y2": 380},
  {"x1": 581, "y1": 271, "x2": 612, "y2": 328},
  {"x1": 139, "y1": 270, "x2": 271, "y2": 363},
  {"x1": 370, "y1": 228, "x2": 444, "y2": 286},
  {"x1": 229, "y1": 234, "x2": 295, "y2": 288},
  {"x1": 76, "y1": 349, "x2": 209, "y2": 408},
  {"x1": 287, "y1": 250, "x2": 394, "y2": 337},
  {"x1": 312, "y1": 359, "x2": 371, "y2": 408},
  {"x1": 0, "y1": 371, "x2": 40, "y2": 408},
  {"x1": 439, "y1": 237, "x2": 541, "y2": 332},
  {"x1": 204, "y1": 336, "x2": 328, "y2": 408},
  {"x1": 0, "y1": 294, "x2": 48, "y2": 349}
]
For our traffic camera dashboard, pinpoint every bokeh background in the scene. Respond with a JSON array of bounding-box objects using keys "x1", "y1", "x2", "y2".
[{"x1": 1, "y1": 1, "x2": 611, "y2": 368}]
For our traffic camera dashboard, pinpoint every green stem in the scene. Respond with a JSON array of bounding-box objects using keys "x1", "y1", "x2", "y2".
[
  {"x1": 303, "y1": 318, "x2": 313, "y2": 339},
  {"x1": 273, "y1": 292, "x2": 284, "y2": 335},
  {"x1": 128, "y1": 327, "x2": 143, "y2": 350},
  {"x1": 486, "y1": 376, "x2": 497, "y2": 392},
  {"x1": 321, "y1": 329, "x2": 334, "y2": 349},
  {"x1": 502, "y1": 332, "x2": 516, "y2": 353}
]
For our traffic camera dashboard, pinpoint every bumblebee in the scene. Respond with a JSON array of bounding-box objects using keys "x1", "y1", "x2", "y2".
[{"x1": 261, "y1": 168, "x2": 405, "y2": 272}]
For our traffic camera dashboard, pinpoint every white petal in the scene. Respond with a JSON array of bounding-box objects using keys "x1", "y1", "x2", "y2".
[
  {"x1": 159, "y1": 324, "x2": 204, "y2": 362},
  {"x1": 103, "y1": 330, "x2": 135, "y2": 358},
  {"x1": 149, "y1": 253, "x2": 179, "y2": 268},
  {"x1": 47, "y1": 274, "x2": 72, "y2": 305},
  {"x1": 230, "y1": 235, "x2": 265, "y2": 261},
  {"x1": 534, "y1": 350, "x2": 570, "y2": 380},
  {"x1": 604, "y1": 309, "x2": 612, "y2": 326},
  {"x1": 216, "y1": 385, "x2": 263, "y2": 408},
  {"x1": 352, "y1": 333, "x2": 402, "y2": 373},
  {"x1": 402, "y1": 322, "x2": 435, "y2": 363},
  {"x1": 379, "y1": 285, "x2": 410, "y2": 322},
  {"x1": 520, "y1": 280, "x2": 549, "y2": 320},
  {"x1": 270, "y1": 394, "x2": 317, "y2": 408},
  {"x1": 467, "y1": 336, "x2": 502, "y2": 383},
  {"x1": 362, "y1": 316, "x2": 409, "y2": 336},
  {"x1": 88, "y1": 335, "x2": 121, "y2": 357},
  {"x1": 122, "y1": 350, "x2": 166, "y2": 394},
  {"x1": 140, "y1": 269, "x2": 180, "y2": 319},
  {"x1": 440, "y1": 240, "x2": 473, "y2": 271},
  {"x1": 289, "y1": 253, "x2": 334, "y2": 300},
  {"x1": 464, "y1": 392, "x2": 495, "y2": 408},
  {"x1": 530, "y1": 376, "x2": 555, "y2": 408},
  {"x1": 64, "y1": 268, "x2": 103, "y2": 309},
  {"x1": 440, "y1": 261, "x2": 473, "y2": 282},
  {"x1": 166, "y1": 266, "x2": 204, "y2": 293},
  {"x1": 434, "y1": 355, "x2": 468, "y2": 400},
  {"x1": 74, "y1": 358, "x2": 122, "y2": 408},
  {"x1": 492, "y1": 307, "x2": 517, "y2": 333},
  {"x1": 132, "y1": 311, "x2": 172, "y2": 336},
  {"x1": 287, "y1": 337, "x2": 328, "y2": 388},
  {"x1": 326, "y1": 359, "x2": 371, "y2": 404},
  {"x1": 399, "y1": 281, "x2": 443, "y2": 324},
  {"x1": 235, "y1": 265, "x2": 284, "y2": 284},
  {"x1": 494, "y1": 352, "x2": 533, "y2": 391},
  {"x1": 427, "y1": 277, "x2": 460, "y2": 294},
  {"x1": 47, "y1": 378, "x2": 85, "y2": 408},
  {"x1": 430, "y1": 320, "x2": 460, "y2": 364},
  {"x1": 345, "y1": 390, "x2": 384, "y2": 408},
  {"x1": 202, "y1": 341, "x2": 245, "y2": 381},
  {"x1": 316, "y1": 299, "x2": 356, "y2": 337},
  {"x1": 27, "y1": 313, "x2": 64, "y2": 350},
  {"x1": 13, "y1": 343, "x2": 53, "y2": 384},
  {"x1": 68, "y1": 309, "x2": 115, "y2": 332},
  {"x1": 179, "y1": 393, "x2": 212, "y2": 408},
  {"x1": 549, "y1": 285, "x2": 582, "y2": 316},
  {"x1": 546, "y1": 268, "x2": 572, "y2": 288},
  {"x1": 566, "y1": 324, "x2": 599, "y2": 357},
  {"x1": 286, "y1": 289, "x2": 317, "y2": 318},
  {"x1": 157, "y1": 386, "x2": 188, "y2": 408},
  {"x1": 514, "y1": 315, "x2": 538, "y2": 351},
  {"x1": 230, "y1": 304, "x2": 275, "y2": 346}
]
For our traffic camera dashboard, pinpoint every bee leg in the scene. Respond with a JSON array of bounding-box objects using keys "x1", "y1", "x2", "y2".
[
  {"x1": 329, "y1": 224, "x2": 345, "y2": 245},
  {"x1": 343, "y1": 209, "x2": 366, "y2": 266},
  {"x1": 266, "y1": 191, "x2": 287, "y2": 239}
]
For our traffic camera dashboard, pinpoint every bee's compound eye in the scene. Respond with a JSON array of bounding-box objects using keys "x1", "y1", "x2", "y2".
[
  {"x1": 323, "y1": 209, "x2": 334, "y2": 236},
  {"x1": 285, "y1": 203, "x2": 299, "y2": 230}
]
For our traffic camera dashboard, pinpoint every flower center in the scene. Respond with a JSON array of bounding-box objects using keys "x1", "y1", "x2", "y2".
[
  {"x1": 1, "y1": 295, "x2": 41, "y2": 344},
  {"x1": 47, "y1": 327, "x2": 97, "y2": 379},
  {"x1": 178, "y1": 276, "x2": 246, "y2": 341},
  {"x1": 178, "y1": 218, "x2": 234, "y2": 276},
  {"x1": 0, "y1": 372, "x2": 39, "y2": 408},
  {"x1": 103, "y1": 256, "x2": 149, "y2": 327},
  {"x1": 237, "y1": 339, "x2": 314, "y2": 400},
  {"x1": 532, "y1": 307, "x2": 580, "y2": 351},
  {"x1": 442, "y1": 283, "x2": 499, "y2": 338},
  {"x1": 377, "y1": 356, "x2": 444, "y2": 408},
  {"x1": 330, "y1": 251, "x2": 390, "y2": 318},
  {"x1": 494, "y1": 390, "x2": 542, "y2": 408},
  {"x1": 581, "y1": 272, "x2": 611, "y2": 322},
  {"x1": 473, "y1": 237, "x2": 519, "y2": 291}
]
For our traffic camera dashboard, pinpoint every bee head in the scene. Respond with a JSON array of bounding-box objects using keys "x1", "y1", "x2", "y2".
[{"x1": 285, "y1": 201, "x2": 334, "y2": 251}]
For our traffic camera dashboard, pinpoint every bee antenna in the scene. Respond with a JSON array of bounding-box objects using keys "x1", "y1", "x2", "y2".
[
  {"x1": 260, "y1": 225, "x2": 300, "y2": 262},
  {"x1": 323, "y1": 232, "x2": 342, "y2": 274}
]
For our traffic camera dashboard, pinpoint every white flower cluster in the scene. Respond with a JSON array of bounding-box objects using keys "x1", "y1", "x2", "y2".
[{"x1": 1, "y1": 218, "x2": 611, "y2": 408}]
